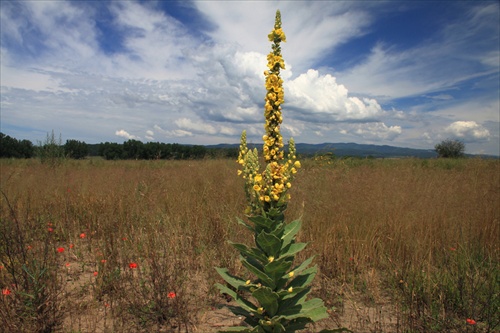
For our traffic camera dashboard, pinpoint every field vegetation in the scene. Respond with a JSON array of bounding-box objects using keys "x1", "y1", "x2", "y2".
[{"x1": 0, "y1": 157, "x2": 498, "y2": 332}]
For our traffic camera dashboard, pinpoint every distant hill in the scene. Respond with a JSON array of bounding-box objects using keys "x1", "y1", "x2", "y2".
[{"x1": 206, "y1": 142, "x2": 439, "y2": 158}]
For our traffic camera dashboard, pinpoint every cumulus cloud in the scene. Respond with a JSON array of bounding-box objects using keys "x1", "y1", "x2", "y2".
[
  {"x1": 444, "y1": 121, "x2": 490, "y2": 142},
  {"x1": 115, "y1": 130, "x2": 140, "y2": 140},
  {"x1": 174, "y1": 118, "x2": 217, "y2": 135},
  {"x1": 286, "y1": 70, "x2": 384, "y2": 122},
  {"x1": 337, "y1": 4, "x2": 499, "y2": 100},
  {"x1": 342, "y1": 122, "x2": 402, "y2": 141}
]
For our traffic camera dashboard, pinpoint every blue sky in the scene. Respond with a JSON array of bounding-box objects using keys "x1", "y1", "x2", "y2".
[{"x1": 1, "y1": 1, "x2": 499, "y2": 155}]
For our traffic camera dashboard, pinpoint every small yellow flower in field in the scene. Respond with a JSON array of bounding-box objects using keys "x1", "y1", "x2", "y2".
[
  {"x1": 253, "y1": 185, "x2": 261, "y2": 192},
  {"x1": 264, "y1": 196, "x2": 271, "y2": 202},
  {"x1": 246, "y1": 280, "x2": 251, "y2": 285},
  {"x1": 286, "y1": 182, "x2": 291, "y2": 188},
  {"x1": 291, "y1": 167, "x2": 297, "y2": 174},
  {"x1": 257, "y1": 307, "x2": 264, "y2": 314},
  {"x1": 254, "y1": 174, "x2": 262, "y2": 183},
  {"x1": 289, "y1": 271, "x2": 294, "y2": 278},
  {"x1": 294, "y1": 161, "x2": 301, "y2": 168},
  {"x1": 237, "y1": 170, "x2": 242, "y2": 176},
  {"x1": 268, "y1": 256, "x2": 274, "y2": 263},
  {"x1": 288, "y1": 287, "x2": 293, "y2": 293}
]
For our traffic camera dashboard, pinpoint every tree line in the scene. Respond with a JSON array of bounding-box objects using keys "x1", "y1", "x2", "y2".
[{"x1": 0, "y1": 132, "x2": 237, "y2": 160}]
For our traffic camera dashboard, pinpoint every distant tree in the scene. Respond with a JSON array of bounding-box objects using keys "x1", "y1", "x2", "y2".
[
  {"x1": 99, "y1": 142, "x2": 124, "y2": 160},
  {"x1": 123, "y1": 139, "x2": 143, "y2": 159},
  {"x1": 435, "y1": 139, "x2": 465, "y2": 158},
  {"x1": 18, "y1": 139, "x2": 35, "y2": 158},
  {"x1": 37, "y1": 130, "x2": 65, "y2": 166},
  {"x1": 65, "y1": 139, "x2": 89, "y2": 159}
]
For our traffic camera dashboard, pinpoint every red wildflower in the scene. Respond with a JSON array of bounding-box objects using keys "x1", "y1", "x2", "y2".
[
  {"x1": 69, "y1": 244, "x2": 74, "y2": 249},
  {"x1": 65, "y1": 263, "x2": 70, "y2": 267},
  {"x1": 79, "y1": 233, "x2": 86, "y2": 239},
  {"x1": 101, "y1": 259, "x2": 107, "y2": 263},
  {"x1": 27, "y1": 245, "x2": 33, "y2": 251},
  {"x1": 57, "y1": 247, "x2": 65, "y2": 253},
  {"x1": 128, "y1": 262, "x2": 138, "y2": 269},
  {"x1": 466, "y1": 318, "x2": 477, "y2": 325},
  {"x1": 167, "y1": 292, "x2": 176, "y2": 299},
  {"x1": 48, "y1": 227, "x2": 54, "y2": 233},
  {"x1": 122, "y1": 237, "x2": 127, "y2": 241},
  {"x1": 93, "y1": 271, "x2": 98, "y2": 277},
  {"x1": 2, "y1": 288, "x2": 11, "y2": 296},
  {"x1": 449, "y1": 247, "x2": 457, "y2": 251},
  {"x1": 0, "y1": 265, "x2": 4, "y2": 270}
]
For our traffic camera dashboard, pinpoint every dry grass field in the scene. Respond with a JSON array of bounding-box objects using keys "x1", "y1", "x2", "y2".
[{"x1": 0, "y1": 157, "x2": 498, "y2": 332}]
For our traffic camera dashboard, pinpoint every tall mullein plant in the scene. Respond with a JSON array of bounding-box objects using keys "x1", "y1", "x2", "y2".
[{"x1": 216, "y1": 11, "x2": 341, "y2": 333}]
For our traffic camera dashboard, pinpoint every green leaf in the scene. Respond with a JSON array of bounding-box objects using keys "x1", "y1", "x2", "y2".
[
  {"x1": 215, "y1": 267, "x2": 248, "y2": 291},
  {"x1": 256, "y1": 231, "x2": 281, "y2": 258},
  {"x1": 289, "y1": 266, "x2": 317, "y2": 289},
  {"x1": 286, "y1": 256, "x2": 314, "y2": 278},
  {"x1": 278, "y1": 297, "x2": 328, "y2": 321},
  {"x1": 237, "y1": 217, "x2": 254, "y2": 232},
  {"x1": 282, "y1": 219, "x2": 301, "y2": 248},
  {"x1": 215, "y1": 283, "x2": 257, "y2": 314},
  {"x1": 281, "y1": 242, "x2": 307, "y2": 258},
  {"x1": 264, "y1": 260, "x2": 292, "y2": 280},
  {"x1": 285, "y1": 317, "x2": 312, "y2": 331},
  {"x1": 252, "y1": 287, "x2": 279, "y2": 317},
  {"x1": 230, "y1": 242, "x2": 268, "y2": 263},
  {"x1": 241, "y1": 257, "x2": 275, "y2": 288},
  {"x1": 248, "y1": 215, "x2": 273, "y2": 230}
]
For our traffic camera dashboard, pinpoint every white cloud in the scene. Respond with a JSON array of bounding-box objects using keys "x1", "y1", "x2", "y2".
[
  {"x1": 194, "y1": 2, "x2": 373, "y2": 74},
  {"x1": 174, "y1": 118, "x2": 217, "y2": 135},
  {"x1": 344, "y1": 122, "x2": 402, "y2": 141},
  {"x1": 444, "y1": 121, "x2": 490, "y2": 142},
  {"x1": 115, "y1": 129, "x2": 140, "y2": 140},
  {"x1": 286, "y1": 70, "x2": 384, "y2": 121},
  {"x1": 337, "y1": 4, "x2": 499, "y2": 100},
  {"x1": 0, "y1": 1, "x2": 498, "y2": 155}
]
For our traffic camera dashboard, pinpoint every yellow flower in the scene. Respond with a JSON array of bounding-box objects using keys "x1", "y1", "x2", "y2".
[
  {"x1": 268, "y1": 256, "x2": 274, "y2": 263},
  {"x1": 237, "y1": 170, "x2": 242, "y2": 176},
  {"x1": 288, "y1": 287, "x2": 293, "y2": 293},
  {"x1": 246, "y1": 280, "x2": 251, "y2": 285},
  {"x1": 289, "y1": 271, "x2": 294, "y2": 278},
  {"x1": 294, "y1": 160, "x2": 301, "y2": 168},
  {"x1": 253, "y1": 184, "x2": 261, "y2": 192}
]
